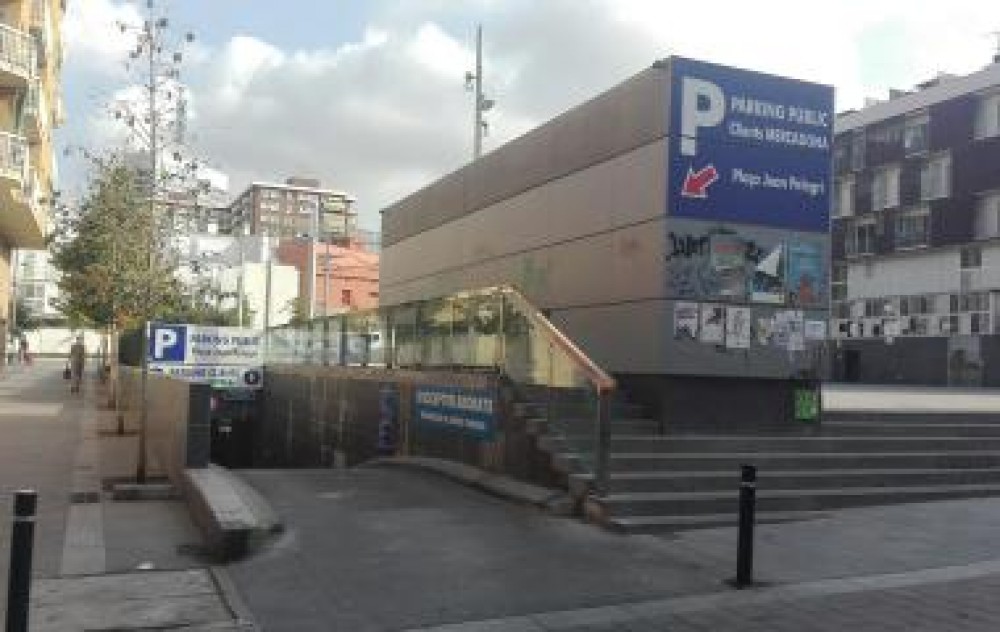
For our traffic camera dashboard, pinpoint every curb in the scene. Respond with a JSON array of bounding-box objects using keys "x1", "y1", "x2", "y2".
[{"x1": 370, "y1": 456, "x2": 576, "y2": 516}]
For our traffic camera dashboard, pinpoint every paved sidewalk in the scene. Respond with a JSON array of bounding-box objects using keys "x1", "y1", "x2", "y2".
[
  {"x1": 0, "y1": 361, "x2": 246, "y2": 630},
  {"x1": 228, "y1": 464, "x2": 1000, "y2": 631}
]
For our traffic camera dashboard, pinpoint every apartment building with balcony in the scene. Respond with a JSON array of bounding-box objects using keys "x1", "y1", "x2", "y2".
[
  {"x1": 831, "y1": 58, "x2": 1000, "y2": 385},
  {"x1": 225, "y1": 176, "x2": 357, "y2": 242},
  {"x1": 0, "y1": 0, "x2": 64, "y2": 347}
]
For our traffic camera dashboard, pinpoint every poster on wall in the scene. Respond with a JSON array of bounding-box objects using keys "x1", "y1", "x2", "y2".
[
  {"x1": 805, "y1": 320, "x2": 827, "y2": 341},
  {"x1": 725, "y1": 307, "x2": 752, "y2": 349},
  {"x1": 787, "y1": 242, "x2": 825, "y2": 307},
  {"x1": 709, "y1": 232, "x2": 746, "y2": 298},
  {"x1": 750, "y1": 244, "x2": 785, "y2": 304},
  {"x1": 700, "y1": 304, "x2": 726, "y2": 344},
  {"x1": 673, "y1": 302, "x2": 700, "y2": 340},
  {"x1": 756, "y1": 316, "x2": 774, "y2": 346},
  {"x1": 785, "y1": 310, "x2": 806, "y2": 351}
]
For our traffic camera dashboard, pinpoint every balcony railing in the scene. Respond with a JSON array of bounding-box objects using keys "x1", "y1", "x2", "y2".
[
  {"x1": 0, "y1": 23, "x2": 36, "y2": 82},
  {"x1": 24, "y1": 80, "x2": 47, "y2": 140},
  {"x1": 0, "y1": 131, "x2": 27, "y2": 183}
]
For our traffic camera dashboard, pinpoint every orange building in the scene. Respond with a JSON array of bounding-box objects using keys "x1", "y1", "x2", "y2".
[{"x1": 276, "y1": 239, "x2": 379, "y2": 315}]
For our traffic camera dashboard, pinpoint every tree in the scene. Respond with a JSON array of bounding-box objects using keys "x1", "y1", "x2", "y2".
[{"x1": 50, "y1": 156, "x2": 184, "y2": 330}]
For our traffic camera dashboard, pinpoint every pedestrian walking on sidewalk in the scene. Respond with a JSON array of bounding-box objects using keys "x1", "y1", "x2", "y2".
[{"x1": 69, "y1": 335, "x2": 86, "y2": 393}]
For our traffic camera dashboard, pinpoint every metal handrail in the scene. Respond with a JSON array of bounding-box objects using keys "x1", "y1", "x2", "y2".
[{"x1": 500, "y1": 285, "x2": 616, "y2": 393}]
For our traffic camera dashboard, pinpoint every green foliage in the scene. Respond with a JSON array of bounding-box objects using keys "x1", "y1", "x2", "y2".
[
  {"x1": 286, "y1": 296, "x2": 309, "y2": 325},
  {"x1": 50, "y1": 157, "x2": 184, "y2": 329},
  {"x1": 12, "y1": 298, "x2": 38, "y2": 334}
]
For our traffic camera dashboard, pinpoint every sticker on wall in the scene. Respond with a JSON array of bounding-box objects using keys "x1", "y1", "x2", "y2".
[
  {"x1": 787, "y1": 242, "x2": 825, "y2": 307},
  {"x1": 673, "y1": 302, "x2": 700, "y2": 340},
  {"x1": 756, "y1": 316, "x2": 774, "y2": 346},
  {"x1": 804, "y1": 320, "x2": 827, "y2": 341},
  {"x1": 700, "y1": 303, "x2": 726, "y2": 344},
  {"x1": 725, "y1": 307, "x2": 752, "y2": 349},
  {"x1": 786, "y1": 310, "x2": 806, "y2": 351},
  {"x1": 750, "y1": 244, "x2": 785, "y2": 304}
]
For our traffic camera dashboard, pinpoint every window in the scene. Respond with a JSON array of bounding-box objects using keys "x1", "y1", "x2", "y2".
[
  {"x1": 833, "y1": 141, "x2": 851, "y2": 173},
  {"x1": 941, "y1": 315, "x2": 959, "y2": 334},
  {"x1": 972, "y1": 312, "x2": 990, "y2": 334},
  {"x1": 850, "y1": 130, "x2": 865, "y2": 170},
  {"x1": 895, "y1": 209, "x2": 929, "y2": 248},
  {"x1": 951, "y1": 292, "x2": 989, "y2": 312},
  {"x1": 833, "y1": 177, "x2": 854, "y2": 218},
  {"x1": 872, "y1": 166, "x2": 900, "y2": 210},
  {"x1": 831, "y1": 264, "x2": 847, "y2": 301},
  {"x1": 833, "y1": 302, "x2": 851, "y2": 319},
  {"x1": 903, "y1": 115, "x2": 929, "y2": 154},
  {"x1": 846, "y1": 219, "x2": 876, "y2": 256},
  {"x1": 920, "y1": 153, "x2": 951, "y2": 200},
  {"x1": 864, "y1": 298, "x2": 886, "y2": 318},
  {"x1": 974, "y1": 192, "x2": 1000, "y2": 240},
  {"x1": 341, "y1": 289, "x2": 352, "y2": 305},
  {"x1": 961, "y1": 245, "x2": 982, "y2": 269},
  {"x1": 974, "y1": 91, "x2": 1000, "y2": 140}
]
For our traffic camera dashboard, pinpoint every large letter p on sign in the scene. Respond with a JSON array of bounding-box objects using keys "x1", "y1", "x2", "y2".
[
  {"x1": 680, "y1": 76, "x2": 724, "y2": 156},
  {"x1": 153, "y1": 328, "x2": 178, "y2": 360}
]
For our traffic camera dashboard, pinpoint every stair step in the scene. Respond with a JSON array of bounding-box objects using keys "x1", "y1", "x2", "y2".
[
  {"x1": 575, "y1": 467, "x2": 1000, "y2": 493},
  {"x1": 587, "y1": 451, "x2": 1000, "y2": 472},
  {"x1": 607, "y1": 510, "x2": 831, "y2": 533},
  {"x1": 823, "y1": 411, "x2": 1000, "y2": 424},
  {"x1": 822, "y1": 422, "x2": 1000, "y2": 437},
  {"x1": 598, "y1": 483, "x2": 1000, "y2": 516},
  {"x1": 548, "y1": 435, "x2": 1000, "y2": 454}
]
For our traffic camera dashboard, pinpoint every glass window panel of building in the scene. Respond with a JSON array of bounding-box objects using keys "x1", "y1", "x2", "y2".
[
  {"x1": 974, "y1": 91, "x2": 1000, "y2": 140},
  {"x1": 974, "y1": 192, "x2": 1000, "y2": 240},
  {"x1": 919, "y1": 153, "x2": 951, "y2": 201},
  {"x1": 872, "y1": 166, "x2": 900, "y2": 210}
]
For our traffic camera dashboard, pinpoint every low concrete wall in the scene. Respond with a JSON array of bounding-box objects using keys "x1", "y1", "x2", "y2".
[
  {"x1": 259, "y1": 366, "x2": 559, "y2": 487},
  {"x1": 118, "y1": 367, "x2": 212, "y2": 487}
]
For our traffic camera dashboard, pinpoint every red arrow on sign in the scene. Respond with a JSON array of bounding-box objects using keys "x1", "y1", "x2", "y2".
[{"x1": 681, "y1": 164, "x2": 719, "y2": 198}]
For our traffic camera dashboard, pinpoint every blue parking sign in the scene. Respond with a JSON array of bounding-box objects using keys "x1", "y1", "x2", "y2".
[{"x1": 148, "y1": 324, "x2": 187, "y2": 362}]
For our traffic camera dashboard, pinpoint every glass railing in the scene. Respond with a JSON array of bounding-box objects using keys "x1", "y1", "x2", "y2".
[
  {"x1": 265, "y1": 285, "x2": 616, "y2": 493},
  {"x1": 0, "y1": 23, "x2": 36, "y2": 80}
]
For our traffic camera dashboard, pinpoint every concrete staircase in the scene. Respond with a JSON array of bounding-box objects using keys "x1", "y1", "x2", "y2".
[{"x1": 525, "y1": 404, "x2": 1000, "y2": 534}]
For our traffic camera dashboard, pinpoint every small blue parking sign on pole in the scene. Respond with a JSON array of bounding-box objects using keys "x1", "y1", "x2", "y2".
[{"x1": 148, "y1": 324, "x2": 187, "y2": 363}]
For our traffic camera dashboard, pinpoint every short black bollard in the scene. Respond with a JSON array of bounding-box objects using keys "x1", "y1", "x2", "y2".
[
  {"x1": 6, "y1": 490, "x2": 37, "y2": 632},
  {"x1": 735, "y1": 464, "x2": 756, "y2": 589}
]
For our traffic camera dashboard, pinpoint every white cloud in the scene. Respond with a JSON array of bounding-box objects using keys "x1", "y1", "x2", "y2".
[
  {"x1": 64, "y1": 0, "x2": 1000, "y2": 230},
  {"x1": 63, "y1": 0, "x2": 141, "y2": 77}
]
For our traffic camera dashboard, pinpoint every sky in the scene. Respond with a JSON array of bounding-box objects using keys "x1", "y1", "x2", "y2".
[{"x1": 58, "y1": 0, "x2": 1000, "y2": 230}]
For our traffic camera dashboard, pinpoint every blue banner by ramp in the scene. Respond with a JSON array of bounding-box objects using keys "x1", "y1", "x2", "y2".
[{"x1": 414, "y1": 385, "x2": 495, "y2": 441}]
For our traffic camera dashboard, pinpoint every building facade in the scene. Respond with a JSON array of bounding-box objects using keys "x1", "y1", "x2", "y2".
[
  {"x1": 831, "y1": 60, "x2": 1000, "y2": 385},
  {"x1": 381, "y1": 58, "x2": 833, "y2": 428},
  {"x1": 275, "y1": 239, "x2": 379, "y2": 316},
  {"x1": 0, "y1": 0, "x2": 64, "y2": 349},
  {"x1": 226, "y1": 177, "x2": 357, "y2": 241}
]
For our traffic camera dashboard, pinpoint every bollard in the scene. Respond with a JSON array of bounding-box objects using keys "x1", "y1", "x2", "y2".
[
  {"x1": 735, "y1": 464, "x2": 756, "y2": 589},
  {"x1": 6, "y1": 490, "x2": 37, "y2": 632}
]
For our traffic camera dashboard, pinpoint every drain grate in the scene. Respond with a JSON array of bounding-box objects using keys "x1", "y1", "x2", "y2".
[{"x1": 69, "y1": 491, "x2": 101, "y2": 504}]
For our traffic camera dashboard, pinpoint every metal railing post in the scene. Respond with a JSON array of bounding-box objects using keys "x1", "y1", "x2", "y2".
[
  {"x1": 593, "y1": 388, "x2": 611, "y2": 496},
  {"x1": 6, "y1": 490, "x2": 37, "y2": 632},
  {"x1": 735, "y1": 464, "x2": 757, "y2": 588}
]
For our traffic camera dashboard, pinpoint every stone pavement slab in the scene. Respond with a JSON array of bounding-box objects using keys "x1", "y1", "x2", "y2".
[{"x1": 30, "y1": 568, "x2": 242, "y2": 631}]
